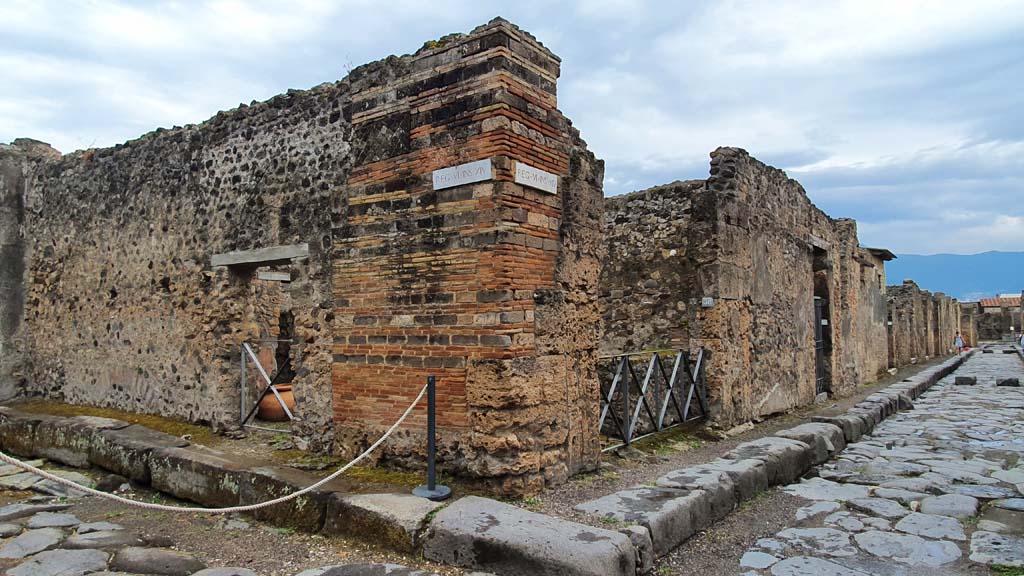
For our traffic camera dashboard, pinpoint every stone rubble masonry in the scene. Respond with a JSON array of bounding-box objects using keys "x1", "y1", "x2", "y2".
[
  {"x1": 601, "y1": 148, "x2": 897, "y2": 428},
  {"x1": 0, "y1": 18, "x2": 603, "y2": 495},
  {"x1": 886, "y1": 280, "x2": 960, "y2": 367}
]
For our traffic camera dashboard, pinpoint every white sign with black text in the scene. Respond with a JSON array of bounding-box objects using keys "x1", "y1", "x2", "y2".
[
  {"x1": 432, "y1": 159, "x2": 493, "y2": 191},
  {"x1": 514, "y1": 161, "x2": 558, "y2": 194}
]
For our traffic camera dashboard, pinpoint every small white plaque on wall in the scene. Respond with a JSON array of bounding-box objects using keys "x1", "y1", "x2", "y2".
[
  {"x1": 514, "y1": 161, "x2": 559, "y2": 194},
  {"x1": 432, "y1": 159, "x2": 493, "y2": 191}
]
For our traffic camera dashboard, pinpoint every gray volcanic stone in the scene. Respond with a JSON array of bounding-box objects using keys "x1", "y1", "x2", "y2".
[
  {"x1": 969, "y1": 530, "x2": 1024, "y2": 567},
  {"x1": 722, "y1": 437, "x2": 813, "y2": 484},
  {"x1": 872, "y1": 488, "x2": 928, "y2": 505},
  {"x1": 294, "y1": 566, "x2": 437, "y2": 576},
  {"x1": 854, "y1": 530, "x2": 961, "y2": 566},
  {"x1": 954, "y1": 376, "x2": 977, "y2": 386},
  {"x1": 6, "y1": 548, "x2": 109, "y2": 576},
  {"x1": 783, "y1": 478, "x2": 871, "y2": 502},
  {"x1": 111, "y1": 546, "x2": 206, "y2": 575},
  {"x1": 795, "y1": 501, "x2": 841, "y2": 521},
  {"x1": 996, "y1": 378, "x2": 1020, "y2": 387},
  {"x1": 879, "y1": 478, "x2": 944, "y2": 494},
  {"x1": 773, "y1": 423, "x2": 846, "y2": 465},
  {"x1": 574, "y1": 485, "x2": 708, "y2": 556},
  {"x1": 0, "y1": 523, "x2": 21, "y2": 537},
  {"x1": 700, "y1": 458, "x2": 770, "y2": 502},
  {"x1": 655, "y1": 465, "x2": 737, "y2": 522},
  {"x1": 769, "y1": 556, "x2": 868, "y2": 576},
  {"x1": 64, "y1": 530, "x2": 146, "y2": 549},
  {"x1": 776, "y1": 527, "x2": 856, "y2": 557},
  {"x1": 894, "y1": 512, "x2": 966, "y2": 540},
  {"x1": 943, "y1": 484, "x2": 1019, "y2": 500},
  {"x1": 993, "y1": 498, "x2": 1024, "y2": 511},
  {"x1": 0, "y1": 502, "x2": 69, "y2": 522},
  {"x1": 423, "y1": 495, "x2": 636, "y2": 576},
  {"x1": 191, "y1": 569, "x2": 260, "y2": 576},
  {"x1": 26, "y1": 511, "x2": 81, "y2": 528},
  {"x1": 847, "y1": 498, "x2": 909, "y2": 519},
  {"x1": 919, "y1": 494, "x2": 980, "y2": 518},
  {"x1": 89, "y1": 425, "x2": 189, "y2": 484},
  {"x1": 0, "y1": 472, "x2": 40, "y2": 490},
  {"x1": 740, "y1": 551, "x2": 779, "y2": 569},
  {"x1": 77, "y1": 521, "x2": 124, "y2": 534},
  {"x1": 0, "y1": 527, "x2": 64, "y2": 559},
  {"x1": 0, "y1": 460, "x2": 45, "y2": 477},
  {"x1": 324, "y1": 492, "x2": 445, "y2": 553},
  {"x1": 619, "y1": 525, "x2": 653, "y2": 576}
]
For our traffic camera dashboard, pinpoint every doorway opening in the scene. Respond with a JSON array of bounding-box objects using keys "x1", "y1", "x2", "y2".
[{"x1": 813, "y1": 248, "x2": 833, "y2": 397}]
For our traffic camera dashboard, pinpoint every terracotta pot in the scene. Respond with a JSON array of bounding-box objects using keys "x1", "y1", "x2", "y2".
[{"x1": 257, "y1": 385, "x2": 295, "y2": 422}]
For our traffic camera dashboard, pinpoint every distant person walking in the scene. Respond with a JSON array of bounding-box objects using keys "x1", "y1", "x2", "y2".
[{"x1": 954, "y1": 332, "x2": 965, "y2": 354}]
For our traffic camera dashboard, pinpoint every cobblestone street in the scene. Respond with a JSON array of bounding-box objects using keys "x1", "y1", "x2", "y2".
[{"x1": 732, "y1": 349, "x2": 1024, "y2": 575}]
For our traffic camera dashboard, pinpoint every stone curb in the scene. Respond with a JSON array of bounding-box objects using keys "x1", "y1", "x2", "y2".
[
  {"x1": 0, "y1": 406, "x2": 438, "y2": 553},
  {"x1": 567, "y1": 352, "x2": 973, "y2": 575}
]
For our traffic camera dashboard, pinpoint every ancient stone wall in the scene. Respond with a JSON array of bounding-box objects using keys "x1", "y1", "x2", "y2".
[
  {"x1": 599, "y1": 148, "x2": 892, "y2": 427},
  {"x1": 886, "y1": 281, "x2": 958, "y2": 366},
  {"x1": 959, "y1": 302, "x2": 980, "y2": 347},
  {"x1": 3, "y1": 18, "x2": 601, "y2": 494},
  {"x1": 977, "y1": 309, "x2": 1016, "y2": 341}
]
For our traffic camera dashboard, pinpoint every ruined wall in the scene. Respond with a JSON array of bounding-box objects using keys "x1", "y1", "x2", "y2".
[
  {"x1": 977, "y1": 309, "x2": 1015, "y2": 341},
  {"x1": 330, "y1": 20, "x2": 603, "y2": 493},
  {"x1": 600, "y1": 181, "x2": 703, "y2": 355},
  {"x1": 7, "y1": 19, "x2": 602, "y2": 492},
  {"x1": 960, "y1": 302, "x2": 980, "y2": 347},
  {"x1": 599, "y1": 148, "x2": 892, "y2": 428},
  {"x1": 886, "y1": 281, "x2": 958, "y2": 366}
]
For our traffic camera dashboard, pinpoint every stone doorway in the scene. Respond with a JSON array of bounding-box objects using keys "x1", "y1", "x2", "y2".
[{"x1": 813, "y1": 248, "x2": 833, "y2": 397}]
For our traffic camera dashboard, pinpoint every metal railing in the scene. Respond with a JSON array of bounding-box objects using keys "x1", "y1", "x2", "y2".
[
  {"x1": 239, "y1": 341, "x2": 294, "y2": 432},
  {"x1": 599, "y1": 348, "x2": 709, "y2": 447}
]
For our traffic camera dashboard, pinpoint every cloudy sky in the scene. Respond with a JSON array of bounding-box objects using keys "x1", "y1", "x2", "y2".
[{"x1": 2, "y1": 0, "x2": 1022, "y2": 255}]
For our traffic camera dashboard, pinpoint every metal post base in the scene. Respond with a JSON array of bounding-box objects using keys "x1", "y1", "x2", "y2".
[{"x1": 413, "y1": 484, "x2": 452, "y2": 501}]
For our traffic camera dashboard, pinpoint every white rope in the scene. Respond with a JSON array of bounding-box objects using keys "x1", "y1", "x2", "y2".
[{"x1": 0, "y1": 383, "x2": 428, "y2": 514}]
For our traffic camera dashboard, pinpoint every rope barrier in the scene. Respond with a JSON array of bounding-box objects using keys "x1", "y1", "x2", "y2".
[{"x1": 0, "y1": 383, "x2": 428, "y2": 514}]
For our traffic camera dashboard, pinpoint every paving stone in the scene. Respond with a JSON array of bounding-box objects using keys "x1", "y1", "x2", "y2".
[
  {"x1": 5, "y1": 548, "x2": 109, "y2": 576},
  {"x1": 324, "y1": 492, "x2": 445, "y2": 553},
  {"x1": 918, "y1": 494, "x2": 980, "y2": 518},
  {"x1": 893, "y1": 512, "x2": 966, "y2": 540},
  {"x1": 795, "y1": 500, "x2": 840, "y2": 521},
  {"x1": 993, "y1": 498, "x2": 1024, "y2": 511},
  {"x1": 77, "y1": 521, "x2": 124, "y2": 534},
  {"x1": 423, "y1": 496, "x2": 636, "y2": 576},
  {"x1": 942, "y1": 484, "x2": 1019, "y2": 500},
  {"x1": 0, "y1": 502, "x2": 69, "y2": 522},
  {"x1": 699, "y1": 458, "x2": 769, "y2": 502},
  {"x1": 0, "y1": 472, "x2": 40, "y2": 490},
  {"x1": 872, "y1": 488, "x2": 928, "y2": 505},
  {"x1": 64, "y1": 530, "x2": 146, "y2": 549},
  {"x1": 0, "y1": 460, "x2": 45, "y2": 477},
  {"x1": 853, "y1": 530, "x2": 961, "y2": 566},
  {"x1": 0, "y1": 527, "x2": 64, "y2": 559},
  {"x1": 824, "y1": 511, "x2": 865, "y2": 532},
  {"x1": 769, "y1": 556, "x2": 870, "y2": 576},
  {"x1": 776, "y1": 527, "x2": 856, "y2": 557},
  {"x1": 847, "y1": 498, "x2": 909, "y2": 519},
  {"x1": 26, "y1": 511, "x2": 81, "y2": 528},
  {"x1": 619, "y1": 525, "x2": 653, "y2": 576},
  {"x1": 33, "y1": 470, "x2": 97, "y2": 498},
  {"x1": 574, "y1": 485, "x2": 708, "y2": 555},
  {"x1": 655, "y1": 465, "x2": 736, "y2": 521},
  {"x1": 740, "y1": 550, "x2": 779, "y2": 569},
  {"x1": 0, "y1": 523, "x2": 20, "y2": 538},
  {"x1": 878, "y1": 478, "x2": 944, "y2": 495},
  {"x1": 969, "y1": 530, "x2": 1024, "y2": 567},
  {"x1": 293, "y1": 566, "x2": 437, "y2": 576},
  {"x1": 774, "y1": 423, "x2": 846, "y2": 465},
  {"x1": 191, "y1": 569, "x2": 260, "y2": 576},
  {"x1": 111, "y1": 547, "x2": 206, "y2": 575},
  {"x1": 783, "y1": 478, "x2": 871, "y2": 502},
  {"x1": 992, "y1": 467, "x2": 1024, "y2": 485}
]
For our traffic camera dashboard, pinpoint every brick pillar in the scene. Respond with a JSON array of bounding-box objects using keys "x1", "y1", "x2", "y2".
[{"x1": 331, "y1": 19, "x2": 602, "y2": 494}]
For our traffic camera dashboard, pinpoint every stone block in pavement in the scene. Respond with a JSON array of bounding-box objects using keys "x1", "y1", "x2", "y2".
[
  {"x1": 0, "y1": 410, "x2": 62, "y2": 458},
  {"x1": 773, "y1": 423, "x2": 846, "y2": 466},
  {"x1": 34, "y1": 415, "x2": 131, "y2": 468},
  {"x1": 191, "y1": 569, "x2": 259, "y2": 576},
  {"x1": 323, "y1": 492, "x2": 445, "y2": 552},
  {"x1": 655, "y1": 465, "x2": 736, "y2": 521},
  {"x1": 6, "y1": 548, "x2": 109, "y2": 576},
  {"x1": 919, "y1": 494, "x2": 980, "y2": 519},
  {"x1": 111, "y1": 546, "x2": 206, "y2": 575},
  {"x1": 619, "y1": 525, "x2": 654, "y2": 575},
  {"x1": 294, "y1": 565, "x2": 438, "y2": 576},
  {"x1": 423, "y1": 495, "x2": 636, "y2": 576},
  {"x1": 149, "y1": 445, "x2": 258, "y2": 508},
  {"x1": 721, "y1": 437, "x2": 813, "y2": 485},
  {"x1": 239, "y1": 465, "x2": 328, "y2": 532},
  {"x1": 997, "y1": 378, "x2": 1020, "y2": 387},
  {"x1": 700, "y1": 458, "x2": 770, "y2": 502},
  {"x1": 812, "y1": 415, "x2": 865, "y2": 443},
  {"x1": 88, "y1": 424, "x2": 189, "y2": 484},
  {"x1": 0, "y1": 527, "x2": 64, "y2": 559},
  {"x1": 64, "y1": 529, "x2": 146, "y2": 549},
  {"x1": 574, "y1": 485, "x2": 710, "y2": 556},
  {"x1": 969, "y1": 530, "x2": 1024, "y2": 567},
  {"x1": 955, "y1": 376, "x2": 977, "y2": 386},
  {"x1": 0, "y1": 502, "x2": 70, "y2": 522}
]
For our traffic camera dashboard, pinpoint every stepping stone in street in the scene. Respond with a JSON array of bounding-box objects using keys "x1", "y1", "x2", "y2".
[
  {"x1": 64, "y1": 530, "x2": 146, "y2": 549},
  {"x1": 894, "y1": 512, "x2": 966, "y2": 541},
  {"x1": 0, "y1": 502, "x2": 70, "y2": 522},
  {"x1": 111, "y1": 546, "x2": 206, "y2": 575},
  {"x1": 919, "y1": 494, "x2": 980, "y2": 518},
  {"x1": 955, "y1": 376, "x2": 977, "y2": 386},
  {"x1": 854, "y1": 530, "x2": 961, "y2": 566},
  {"x1": 993, "y1": 498, "x2": 1024, "y2": 511},
  {"x1": 77, "y1": 521, "x2": 124, "y2": 534},
  {"x1": 26, "y1": 511, "x2": 81, "y2": 528},
  {"x1": 969, "y1": 530, "x2": 1024, "y2": 567},
  {"x1": 847, "y1": 498, "x2": 910, "y2": 519},
  {"x1": 0, "y1": 527, "x2": 65, "y2": 559},
  {"x1": 6, "y1": 548, "x2": 109, "y2": 576},
  {"x1": 996, "y1": 378, "x2": 1020, "y2": 387}
]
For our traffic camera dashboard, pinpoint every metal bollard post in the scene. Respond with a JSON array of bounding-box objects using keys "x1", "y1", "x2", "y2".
[{"x1": 413, "y1": 375, "x2": 452, "y2": 501}]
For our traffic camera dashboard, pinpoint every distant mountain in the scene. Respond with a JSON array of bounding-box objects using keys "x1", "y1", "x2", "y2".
[{"x1": 885, "y1": 251, "x2": 1024, "y2": 302}]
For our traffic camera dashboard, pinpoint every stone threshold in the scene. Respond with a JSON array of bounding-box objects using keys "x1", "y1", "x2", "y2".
[{"x1": 0, "y1": 408, "x2": 444, "y2": 554}]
